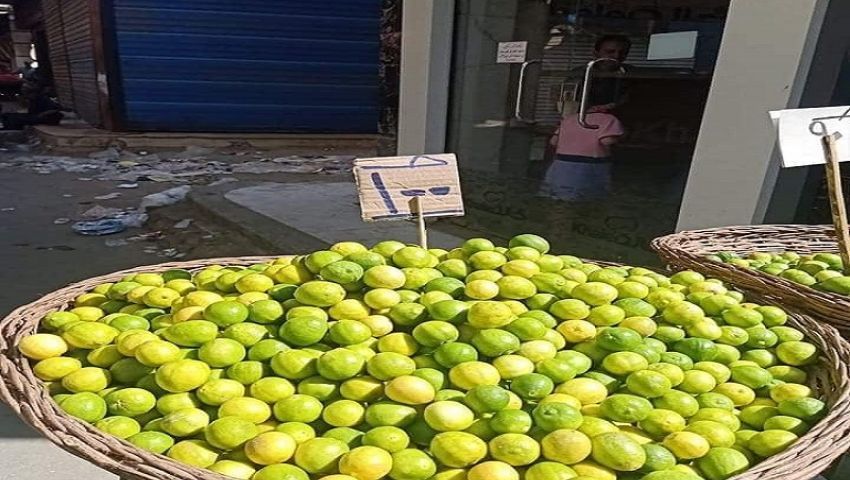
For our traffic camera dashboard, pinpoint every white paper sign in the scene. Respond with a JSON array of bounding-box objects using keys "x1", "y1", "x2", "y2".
[
  {"x1": 497, "y1": 41, "x2": 528, "y2": 64},
  {"x1": 353, "y1": 154, "x2": 465, "y2": 221},
  {"x1": 647, "y1": 31, "x2": 698, "y2": 60},
  {"x1": 771, "y1": 106, "x2": 850, "y2": 167}
]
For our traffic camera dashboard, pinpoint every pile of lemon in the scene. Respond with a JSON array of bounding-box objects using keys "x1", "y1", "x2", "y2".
[
  {"x1": 19, "y1": 234, "x2": 824, "y2": 480},
  {"x1": 711, "y1": 250, "x2": 850, "y2": 296}
]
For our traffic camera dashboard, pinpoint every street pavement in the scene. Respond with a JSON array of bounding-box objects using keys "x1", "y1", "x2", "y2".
[{"x1": 0, "y1": 169, "x2": 156, "y2": 479}]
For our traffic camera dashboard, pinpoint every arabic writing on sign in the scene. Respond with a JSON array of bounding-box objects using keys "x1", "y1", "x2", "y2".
[
  {"x1": 808, "y1": 107, "x2": 850, "y2": 137},
  {"x1": 353, "y1": 154, "x2": 465, "y2": 221}
]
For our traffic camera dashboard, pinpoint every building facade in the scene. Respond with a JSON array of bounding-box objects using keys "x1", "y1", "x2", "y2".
[{"x1": 399, "y1": 0, "x2": 850, "y2": 262}]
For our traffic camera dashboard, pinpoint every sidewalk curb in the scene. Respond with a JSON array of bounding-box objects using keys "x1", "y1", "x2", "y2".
[{"x1": 188, "y1": 184, "x2": 330, "y2": 254}]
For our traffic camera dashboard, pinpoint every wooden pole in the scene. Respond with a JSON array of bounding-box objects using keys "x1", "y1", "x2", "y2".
[
  {"x1": 414, "y1": 196, "x2": 428, "y2": 250},
  {"x1": 823, "y1": 133, "x2": 850, "y2": 273}
]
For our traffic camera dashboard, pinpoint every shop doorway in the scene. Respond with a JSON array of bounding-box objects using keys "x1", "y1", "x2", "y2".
[{"x1": 447, "y1": 0, "x2": 730, "y2": 263}]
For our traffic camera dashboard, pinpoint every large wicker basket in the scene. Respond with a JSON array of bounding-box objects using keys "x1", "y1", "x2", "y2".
[
  {"x1": 2, "y1": 256, "x2": 850, "y2": 480},
  {"x1": 650, "y1": 224, "x2": 850, "y2": 333}
]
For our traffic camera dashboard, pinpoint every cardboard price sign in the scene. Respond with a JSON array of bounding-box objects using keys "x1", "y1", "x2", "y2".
[{"x1": 353, "y1": 154, "x2": 464, "y2": 222}]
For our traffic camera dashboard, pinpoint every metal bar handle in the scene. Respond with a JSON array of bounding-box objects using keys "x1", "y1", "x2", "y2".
[
  {"x1": 578, "y1": 57, "x2": 622, "y2": 129},
  {"x1": 514, "y1": 59, "x2": 542, "y2": 122}
]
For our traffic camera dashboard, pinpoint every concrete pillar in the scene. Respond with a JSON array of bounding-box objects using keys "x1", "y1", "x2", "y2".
[
  {"x1": 397, "y1": 0, "x2": 455, "y2": 155},
  {"x1": 676, "y1": 0, "x2": 829, "y2": 230}
]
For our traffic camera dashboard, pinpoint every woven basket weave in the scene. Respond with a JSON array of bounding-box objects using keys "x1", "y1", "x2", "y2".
[
  {"x1": 1, "y1": 256, "x2": 850, "y2": 480},
  {"x1": 650, "y1": 224, "x2": 850, "y2": 332}
]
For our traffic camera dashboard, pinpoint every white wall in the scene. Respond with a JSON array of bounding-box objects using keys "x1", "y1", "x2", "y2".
[
  {"x1": 676, "y1": 0, "x2": 829, "y2": 230},
  {"x1": 397, "y1": 0, "x2": 455, "y2": 155}
]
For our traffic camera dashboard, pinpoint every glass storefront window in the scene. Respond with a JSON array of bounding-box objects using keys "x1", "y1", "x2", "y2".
[{"x1": 446, "y1": 0, "x2": 730, "y2": 263}]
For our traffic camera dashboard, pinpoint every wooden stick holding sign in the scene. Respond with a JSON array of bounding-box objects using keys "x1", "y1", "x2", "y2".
[
  {"x1": 822, "y1": 133, "x2": 850, "y2": 272},
  {"x1": 413, "y1": 196, "x2": 428, "y2": 250},
  {"x1": 353, "y1": 154, "x2": 464, "y2": 249}
]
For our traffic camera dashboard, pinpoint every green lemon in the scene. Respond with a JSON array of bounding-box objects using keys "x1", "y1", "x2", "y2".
[
  {"x1": 532, "y1": 402, "x2": 583, "y2": 431},
  {"x1": 293, "y1": 437, "x2": 350, "y2": 474},
  {"x1": 198, "y1": 338, "x2": 246, "y2": 368},
  {"x1": 685, "y1": 421, "x2": 736, "y2": 448},
  {"x1": 540, "y1": 429, "x2": 592, "y2": 465},
  {"x1": 273, "y1": 394, "x2": 324, "y2": 423},
  {"x1": 763, "y1": 415, "x2": 810, "y2": 436},
  {"x1": 602, "y1": 351, "x2": 648, "y2": 376},
  {"x1": 434, "y1": 342, "x2": 478, "y2": 368},
  {"x1": 464, "y1": 384, "x2": 510, "y2": 413},
  {"x1": 322, "y1": 399, "x2": 366, "y2": 427},
  {"x1": 205, "y1": 416, "x2": 258, "y2": 450},
  {"x1": 61, "y1": 323, "x2": 120, "y2": 350},
  {"x1": 196, "y1": 379, "x2": 245, "y2": 406},
  {"x1": 296, "y1": 375, "x2": 338, "y2": 401},
  {"x1": 338, "y1": 445, "x2": 393, "y2": 480},
  {"x1": 776, "y1": 341, "x2": 818, "y2": 366},
  {"x1": 588, "y1": 305, "x2": 626, "y2": 326},
  {"x1": 167, "y1": 440, "x2": 219, "y2": 468},
  {"x1": 490, "y1": 409, "x2": 533, "y2": 434},
  {"x1": 510, "y1": 373, "x2": 554, "y2": 401},
  {"x1": 276, "y1": 422, "x2": 315, "y2": 444},
  {"x1": 748, "y1": 430, "x2": 798, "y2": 457},
  {"x1": 568, "y1": 282, "x2": 617, "y2": 306},
  {"x1": 389, "y1": 448, "x2": 437, "y2": 480},
  {"x1": 591, "y1": 432, "x2": 646, "y2": 472},
  {"x1": 248, "y1": 377, "x2": 294, "y2": 404},
  {"x1": 626, "y1": 370, "x2": 672, "y2": 398},
  {"x1": 596, "y1": 328, "x2": 642, "y2": 351},
  {"x1": 385, "y1": 375, "x2": 435, "y2": 405},
  {"x1": 105, "y1": 387, "x2": 156, "y2": 417},
  {"x1": 600, "y1": 394, "x2": 653, "y2": 422},
  {"x1": 33, "y1": 357, "x2": 81, "y2": 381},
  {"x1": 412, "y1": 321, "x2": 459, "y2": 347},
  {"x1": 293, "y1": 281, "x2": 346, "y2": 307},
  {"x1": 94, "y1": 416, "x2": 140, "y2": 440},
  {"x1": 430, "y1": 431, "x2": 488, "y2": 467},
  {"x1": 730, "y1": 365, "x2": 772, "y2": 389},
  {"x1": 364, "y1": 402, "x2": 418, "y2": 428},
  {"x1": 224, "y1": 361, "x2": 265, "y2": 385},
  {"x1": 219, "y1": 397, "x2": 271, "y2": 423},
  {"x1": 662, "y1": 431, "x2": 711, "y2": 460},
  {"x1": 424, "y1": 401, "x2": 475, "y2": 431},
  {"x1": 697, "y1": 392, "x2": 735, "y2": 411},
  {"x1": 155, "y1": 359, "x2": 211, "y2": 393},
  {"x1": 161, "y1": 320, "x2": 218, "y2": 347},
  {"x1": 662, "y1": 301, "x2": 705, "y2": 326},
  {"x1": 128, "y1": 431, "x2": 174, "y2": 454},
  {"x1": 489, "y1": 433, "x2": 540, "y2": 466},
  {"x1": 203, "y1": 301, "x2": 249, "y2": 327},
  {"x1": 108, "y1": 358, "x2": 151, "y2": 385},
  {"x1": 161, "y1": 408, "x2": 210, "y2": 437},
  {"x1": 208, "y1": 460, "x2": 256, "y2": 479},
  {"x1": 472, "y1": 329, "x2": 520, "y2": 357},
  {"x1": 695, "y1": 447, "x2": 751, "y2": 480},
  {"x1": 58, "y1": 392, "x2": 108, "y2": 423},
  {"x1": 777, "y1": 397, "x2": 826, "y2": 422},
  {"x1": 361, "y1": 426, "x2": 409, "y2": 453},
  {"x1": 638, "y1": 409, "x2": 687, "y2": 440},
  {"x1": 271, "y1": 350, "x2": 318, "y2": 380},
  {"x1": 525, "y1": 461, "x2": 578, "y2": 480},
  {"x1": 252, "y1": 464, "x2": 309, "y2": 480}
]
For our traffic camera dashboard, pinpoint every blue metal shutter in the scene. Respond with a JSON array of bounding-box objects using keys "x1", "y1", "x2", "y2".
[{"x1": 107, "y1": 0, "x2": 381, "y2": 133}]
